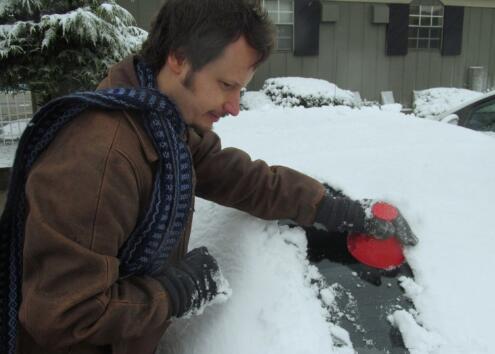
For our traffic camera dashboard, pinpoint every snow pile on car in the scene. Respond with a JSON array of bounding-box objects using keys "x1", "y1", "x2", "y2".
[
  {"x1": 413, "y1": 87, "x2": 483, "y2": 119},
  {"x1": 262, "y1": 77, "x2": 357, "y2": 108},
  {"x1": 159, "y1": 105, "x2": 495, "y2": 354},
  {"x1": 159, "y1": 200, "x2": 354, "y2": 354}
]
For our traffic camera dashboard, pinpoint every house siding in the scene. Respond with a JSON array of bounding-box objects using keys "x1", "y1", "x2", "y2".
[
  {"x1": 119, "y1": 1, "x2": 495, "y2": 106},
  {"x1": 118, "y1": 0, "x2": 164, "y2": 31}
]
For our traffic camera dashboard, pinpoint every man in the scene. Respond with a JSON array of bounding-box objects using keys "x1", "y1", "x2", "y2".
[{"x1": 0, "y1": 1, "x2": 417, "y2": 353}]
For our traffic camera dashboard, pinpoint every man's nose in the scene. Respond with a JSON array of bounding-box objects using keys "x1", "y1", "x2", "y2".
[{"x1": 223, "y1": 94, "x2": 240, "y2": 116}]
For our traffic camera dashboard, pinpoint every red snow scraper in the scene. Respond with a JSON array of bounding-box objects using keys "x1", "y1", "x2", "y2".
[{"x1": 347, "y1": 202, "x2": 405, "y2": 270}]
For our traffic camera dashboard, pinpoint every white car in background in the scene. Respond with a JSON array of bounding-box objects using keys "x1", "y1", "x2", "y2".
[{"x1": 439, "y1": 90, "x2": 495, "y2": 133}]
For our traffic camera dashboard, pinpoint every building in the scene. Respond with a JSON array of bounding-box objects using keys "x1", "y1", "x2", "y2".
[{"x1": 118, "y1": 0, "x2": 495, "y2": 106}]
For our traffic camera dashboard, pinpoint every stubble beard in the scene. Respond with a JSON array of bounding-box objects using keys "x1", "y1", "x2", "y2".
[{"x1": 180, "y1": 70, "x2": 213, "y2": 134}]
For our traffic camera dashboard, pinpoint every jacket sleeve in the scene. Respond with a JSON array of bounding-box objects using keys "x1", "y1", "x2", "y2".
[
  {"x1": 19, "y1": 111, "x2": 172, "y2": 350},
  {"x1": 189, "y1": 128, "x2": 325, "y2": 226}
]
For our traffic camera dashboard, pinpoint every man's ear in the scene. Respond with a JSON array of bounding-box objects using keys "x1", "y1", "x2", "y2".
[{"x1": 167, "y1": 50, "x2": 187, "y2": 75}]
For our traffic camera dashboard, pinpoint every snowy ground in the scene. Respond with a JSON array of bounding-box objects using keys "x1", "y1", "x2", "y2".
[
  {"x1": 159, "y1": 105, "x2": 495, "y2": 354},
  {"x1": 0, "y1": 120, "x2": 28, "y2": 141},
  {"x1": 0, "y1": 143, "x2": 17, "y2": 168}
]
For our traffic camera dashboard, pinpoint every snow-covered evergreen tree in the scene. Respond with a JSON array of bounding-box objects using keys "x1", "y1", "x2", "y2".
[{"x1": 0, "y1": 0, "x2": 147, "y2": 104}]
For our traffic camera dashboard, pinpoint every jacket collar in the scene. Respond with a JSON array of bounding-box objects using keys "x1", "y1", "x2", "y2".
[{"x1": 98, "y1": 55, "x2": 140, "y2": 89}]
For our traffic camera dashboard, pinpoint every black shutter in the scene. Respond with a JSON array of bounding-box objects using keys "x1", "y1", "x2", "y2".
[
  {"x1": 441, "y1": 6, "x2": 464, "y2": 56},
  {"x1": 294, "y1": 0, "x2": 322, "y2": 56},
  {"x1": 386, "y1": 4, "x2": 409, "y2": 56}
]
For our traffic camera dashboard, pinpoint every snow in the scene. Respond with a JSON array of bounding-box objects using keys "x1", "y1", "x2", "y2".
[
  {"x1": 159, "y1": 210, "x2": 353, "y2": 354},
  {"x1": 0, "y1": 120, "x2": 28, "y2": 139},
  {"x1": 0, "y1": 0, "x2": 41, "y2": 16},
  {"x1": 413, "y1": 87, "x2": 483, "y2": 120},
  {"x1": 398, "y1": 276, "x2": 423, "y2": 299},
  {"x1": 240, "y1": 91, "x2": 276, "y2": 111},
  {"x1": 0, "y1": 22, "x2": 32, "y2": 58},
  {"x1": 21, "y1": 0, "x2": 42, "y2": 14},
  {"x1": 380, "y1": 103, "x2": 403, "y2": 112},
  {"x1": 388, "y1": 310, "x2": 444, "y2": 354},
  {"x1": 98, "y1": 2, "x2": 136, "y2": 27},
  {"x1": 264, "y1": 77, "x2": 354, "y2": 101},
  {"x1": 1, "y1": 3, "x2": 147, "y2": 59},
  {"x1": 43, "y1": 9, "x2": 115, "y2": 46},
  {"x1": 0, "y1": 143, "x2": 17, "y2": 168},
  {"x1": 263, "y1": 77, "x2": 357, "y2": 108},
  {"x1": 158, "y1": 104, "x2": 495, "y2": 353}
]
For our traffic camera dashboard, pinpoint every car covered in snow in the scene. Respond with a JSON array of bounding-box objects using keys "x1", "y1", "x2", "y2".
[
  {"x1": 157, "y1": 101, "x2": 495, "y2": 354},
  {"x1": 439, "y1": 90, "x2": 495, "y2": 133}
]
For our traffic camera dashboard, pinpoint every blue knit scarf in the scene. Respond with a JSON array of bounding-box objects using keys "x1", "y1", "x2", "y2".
[{"x1": 0, "y1": 58, "x2": 193, "y2": 354}]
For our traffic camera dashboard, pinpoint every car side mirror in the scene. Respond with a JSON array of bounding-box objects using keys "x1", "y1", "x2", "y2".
[{"x1": 440, "y1": 113, "x2": 459, "y2": 125}]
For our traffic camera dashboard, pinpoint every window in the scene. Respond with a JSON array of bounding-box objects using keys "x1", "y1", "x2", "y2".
[
  {"x1": 466, "y1": 101, "x2": 495, "y2": 132},
  {"x1": 408, "y1": 5, "x2": 444, "y2": 49},
  {"x1": 262, "y1": 0, "x2": 294, "y2": 51}
]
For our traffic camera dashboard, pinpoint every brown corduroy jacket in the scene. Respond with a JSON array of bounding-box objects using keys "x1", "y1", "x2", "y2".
[{"x1": 16, "y1": 56, "x2": 325, "y2": 354}]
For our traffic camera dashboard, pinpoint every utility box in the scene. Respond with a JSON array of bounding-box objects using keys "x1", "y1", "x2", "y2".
[
  {"x1": 373, "y1": 4, "x2": 389, "y2": 24},
  {"x1": 321, "y1": 3, "x2": 339, "y2": 23}
]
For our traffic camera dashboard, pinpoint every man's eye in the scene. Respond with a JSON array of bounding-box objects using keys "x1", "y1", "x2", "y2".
[{"x1": 221, "y1": 81, "x2": 233, "y2": 89}]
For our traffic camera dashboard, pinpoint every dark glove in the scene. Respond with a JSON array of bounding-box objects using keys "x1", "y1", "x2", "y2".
[
  {"x1": 314, "y1": 195, "x2": 418, "y2": 246},
  {"x1": 156, "y1": 246, "x2": 221, "y2": 318},
  {"x1": 322, "y1": 182, "x2": 349, "y2": 199}
]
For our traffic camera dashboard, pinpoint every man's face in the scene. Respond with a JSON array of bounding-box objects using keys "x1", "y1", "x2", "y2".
[{"x1": 164, "y1": 36, "x2": 259, "y2": 132}]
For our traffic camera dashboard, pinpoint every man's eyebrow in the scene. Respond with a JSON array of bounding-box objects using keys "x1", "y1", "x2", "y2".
[
  {"x1": 227, "y1": 80, "x2": 243, "y2": 88},
  {"x1": 224, "y1": 76, "x2": 252, "y2": 88}
]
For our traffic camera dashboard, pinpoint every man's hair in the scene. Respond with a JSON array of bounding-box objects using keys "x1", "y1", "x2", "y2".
[{"x1": 139, "y1": 0, "x2": 275, "y2": 74}]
